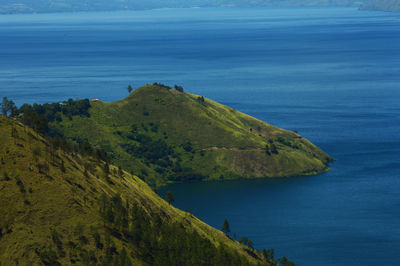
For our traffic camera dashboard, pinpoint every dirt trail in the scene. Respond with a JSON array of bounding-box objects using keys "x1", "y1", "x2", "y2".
[{"x1": 201, "y1": 146, "x2": 263, "y2": 151}]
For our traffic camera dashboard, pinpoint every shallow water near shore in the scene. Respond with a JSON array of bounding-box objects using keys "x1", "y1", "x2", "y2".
[{"x1": 1, "y1": 7, "x2": 400, "y2": 265}]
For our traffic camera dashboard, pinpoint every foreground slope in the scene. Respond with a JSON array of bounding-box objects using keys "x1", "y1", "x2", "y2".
[
  {"x1": 51, "y1": 84, "x2": 333, "y2": 187},
  {"x1": 0, "y1": 115, "x2": 270, "y2": 265}
]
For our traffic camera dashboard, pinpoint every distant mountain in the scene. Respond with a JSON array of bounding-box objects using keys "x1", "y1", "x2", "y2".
[
  {"x1": 0, "y1": 0, "x2": 364, "y2": 14},
  {"x1": 360, "y1": 0, "x2": 400, "y2": 12},
  {"x1": 216, "y1": 0, "x2": 362, "y2": 8}
]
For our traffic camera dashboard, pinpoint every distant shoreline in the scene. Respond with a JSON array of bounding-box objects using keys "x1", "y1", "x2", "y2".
[{"x1": 0, "y1": 5, "x2": 392, "y2": 16}]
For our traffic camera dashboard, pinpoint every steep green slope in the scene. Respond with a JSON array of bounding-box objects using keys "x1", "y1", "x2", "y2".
[
  {"x1": 49, "y1": 84, "x2": 332, "y2": 187},
  {"x1": 0, "y1": 115, "x2": 274, "y2": 265}
]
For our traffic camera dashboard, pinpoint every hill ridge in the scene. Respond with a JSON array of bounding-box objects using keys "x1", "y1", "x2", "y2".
[
  {"x1": 0, "y1": 114, "x2": 277, "y2": 265},
  {"x1": 17, "y1": 84, "x2": 333, "y2": 187}
]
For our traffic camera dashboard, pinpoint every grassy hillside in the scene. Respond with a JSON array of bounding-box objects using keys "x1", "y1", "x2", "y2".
[
  {"x1": 0, "y1": 115, "x2": 279, "y2": 265},
  {"x1": 49, "y1": 84, "x2": 333, "y2": 187}
]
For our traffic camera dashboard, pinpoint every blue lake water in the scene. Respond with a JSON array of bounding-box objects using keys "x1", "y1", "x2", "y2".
[{"x1": 1, "y1": 7, "x2": 399, "y2": 265}]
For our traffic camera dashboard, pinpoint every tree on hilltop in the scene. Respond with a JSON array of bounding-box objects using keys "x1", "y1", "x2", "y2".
[
  {"x1": 263, "y1": 248, "x2": 274, "y2": 260},
  {"x1": 174, "y1": 85, "x2": 184, "y2": 92},
  {"x1": 127, "y1": 85, "x2": 133, "y2": 94},
  {"x1": 1, "y1": 97, "x2": 17, "y2": 117},
  {"x1": 279, "y1": 256, "x2": 296, "y2": 266},
  {"x1": 221, "y1": 219, "x2": 230, "y2": 235}
]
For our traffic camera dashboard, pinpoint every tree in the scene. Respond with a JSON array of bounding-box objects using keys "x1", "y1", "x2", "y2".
[
  {"x1": 60, "y1": 160, "x2": 66, "y2": 173},
  {"x1": 247, "y1": 239, "x2": 253, "y2": 249},
  {"x1": 221, "y1": 219, "x2": 230, "y2": 235},
  {"x1": 1, "y1": 97, "x2": 8, "y2": 115},
  {"x1": 10, "y1": 103, "x2": 18, "y2": 117},
  {"x1": 118, "y1": 166, "x2": 124, "y2": 177},
  {"x1": 279, "y1": 256, "x2": 296, "y2": 266},
  {"x1": 119, "y1": 247, "x2": 129, "y2": 266},
  {"x1": 35, "y1": 114, "x2": 49, "y2": 135},
  {"x1": 263, "y1": 248, "x2": 274, "y2": 260},
  {"x1": 103, "y1": 162, "x2": 110, "y2": 175},
  {"x1": 174, "y1": 85, "x2": 184, "y2": 92},
  {"x1": 239, "y1": 236, "x2": 248, "y2": 245},
  {"x1": 271, "y1": 143, "x2": 278, "y2": 154},
  {"x1": 127, "y1": 85, "x2": 133, "y2": 94},
  {"x1": 265, "y1": 144, "x2": 271, "y2": 156},
  {"x1": 11, "y1": 126, "x2": 18, "y2": 138},
  {"x1": 182, "y1": 141, "x2": 192, "y2": 152},
  {"x1": 197, "y1": 96, "x2": 205, "y2": 103},
  {"x1": 1, "y1": 97, "x2": 17, "y2": 117},
  {"x1": 165, "y1": 191, "x2": 174, "y2": 205},
  {"x1": 239, "y1": 236, "x2": 253, "y2": 249}
]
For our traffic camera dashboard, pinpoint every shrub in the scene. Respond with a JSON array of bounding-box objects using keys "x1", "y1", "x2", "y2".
[
  {"x1": 15, "y1": 176, "x2": 26, "y2": 193},
  {"x1": 3, "y1": 171, "x2": 10, "y2": 181},
  {"x1": 174, "y1": 85, "x2": 184, "y2": 92}
]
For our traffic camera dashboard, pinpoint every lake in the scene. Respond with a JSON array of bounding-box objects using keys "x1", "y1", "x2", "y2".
[{"x1": 1, "y1": 7, "x2": 399, "y2": 265}]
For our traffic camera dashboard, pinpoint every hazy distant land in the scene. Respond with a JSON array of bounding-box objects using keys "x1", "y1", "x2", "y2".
[
  {"x1": 2, "y1": 0, "x2": 399, "y2": 14},
  {"x1": 360, "y1": 0, "x2": 400, "y2": 12}
]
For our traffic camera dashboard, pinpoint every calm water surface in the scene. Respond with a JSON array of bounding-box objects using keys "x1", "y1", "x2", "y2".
[{"x1": 1, "y1": 7, "x2": 399, "y2": 265}]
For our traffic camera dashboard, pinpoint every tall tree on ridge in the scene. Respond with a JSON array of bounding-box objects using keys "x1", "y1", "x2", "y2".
[
  {"x1": 127, "y1": 85, "x2": 133, "y2": 94},
  {"x1": 222, "y1": 219, "x2": 230, "y2": 235}
]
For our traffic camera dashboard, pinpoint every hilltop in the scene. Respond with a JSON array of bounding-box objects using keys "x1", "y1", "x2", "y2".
[
  {"x1": 46, "y1": 84, "x2": 333, "y2": 188},
  {"x1": 0, "y1": 115, "x2": 278, "y2": 265}
]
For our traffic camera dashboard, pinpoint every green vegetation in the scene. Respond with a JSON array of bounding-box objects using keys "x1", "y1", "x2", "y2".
[
  {"x1": 127, "y1": 85, "x2": 133, "y2": 94},
  {"x1": 0, "y1": 115, "x2": 286, "y2": 265},
  {"x1": 174, "y1": 84, "x2": 184, "y2": 92},
  {"x1": 263, "y1": 248, "x2": 274, "y2": 261},
  {"x1": 20, "y1": 84, "x2": 332, "y2": 188},
  {"x1": 222, "y1": 219, "x2": 231, "y2": 235},
  {"x1": 0, "y1": 83, "x2": 327, "y2": 264},
  {"x1": 240, "y1": 237, "x2": 254, "y2": 249},
  {"x1": 17, "y1": 98, "x2": 90, "y2": 135},
  {"x1": 1, "y1": 97, "x2": 17, "y2": 117},
  {"x1": 165, "y1": 190, "x2": 175, "y2": 205}
]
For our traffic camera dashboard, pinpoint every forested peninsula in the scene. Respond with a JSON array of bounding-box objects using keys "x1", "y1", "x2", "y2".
[{"x1": 5, "y1": 84, "x2": 332, "y2": 188}]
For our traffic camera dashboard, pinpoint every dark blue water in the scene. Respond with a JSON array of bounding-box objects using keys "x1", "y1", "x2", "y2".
[{"x1": 1, "y1": 7, "x2": 399, "y2": 265}]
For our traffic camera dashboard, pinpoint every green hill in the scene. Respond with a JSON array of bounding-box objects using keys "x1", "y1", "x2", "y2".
[
  {"x1": 0, "y1": 115, "x2": 279, "y2": 265},
  {"x1": 48, "y1": 84, "x2": 332, "y2": 187}
]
